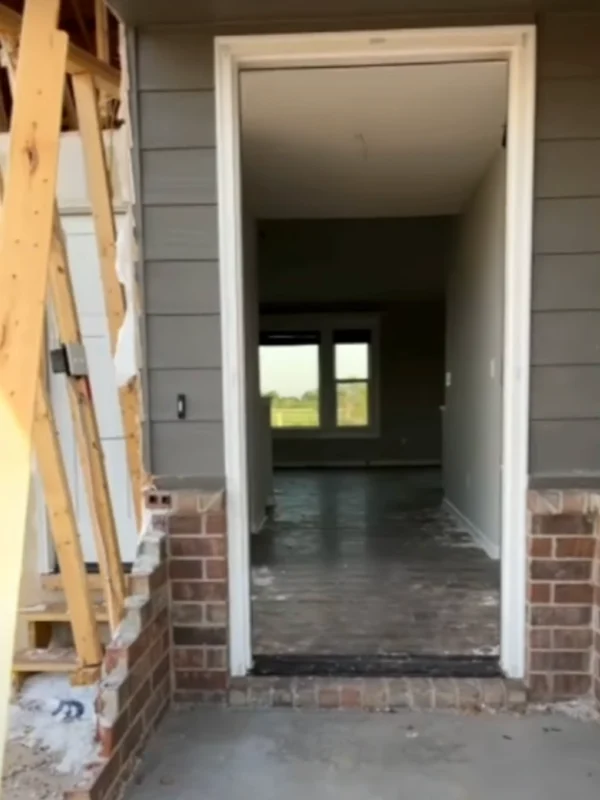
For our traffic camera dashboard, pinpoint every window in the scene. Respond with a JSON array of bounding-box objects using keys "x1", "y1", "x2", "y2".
[
  {"x1": 259, "y1": 332, "x2": 320, "y2": 428},
  {"x1": 335, "y1": 330, "x2": 370, "y2": 428},
  {"x1": 259, "y1": 316, "x2": 378, "y2": 436}
]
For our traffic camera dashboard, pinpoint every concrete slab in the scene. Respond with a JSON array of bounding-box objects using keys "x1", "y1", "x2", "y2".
[{"x1": 128, "y1": 708, "x2": 600, "y2": 800}]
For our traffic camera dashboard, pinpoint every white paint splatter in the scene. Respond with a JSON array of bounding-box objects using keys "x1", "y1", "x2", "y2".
[{"x1": 9, "y1": 675, "x2": 100, "y2": 775}]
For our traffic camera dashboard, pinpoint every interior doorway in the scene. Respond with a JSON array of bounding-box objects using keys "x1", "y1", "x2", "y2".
[{"x1": 215, "y1": 26, "x2": 537, "y2": 679}]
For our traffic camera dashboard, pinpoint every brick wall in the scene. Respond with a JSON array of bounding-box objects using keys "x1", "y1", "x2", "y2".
[
  {"x1": 157, "y1": 488, "x2": 229, "y2": 703},
  {"x1": 594, "y1": 525, "x2": 600, "y2": 708},
  {"x1": 66, "y1": 519, "x2": 172, "y2": 800},
  {"x1": 527, "y1": 489, "x2": 600, "y2": 703}
]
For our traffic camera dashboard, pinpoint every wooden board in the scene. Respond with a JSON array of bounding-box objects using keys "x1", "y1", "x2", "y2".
[
  {"x1": 73, "y1": 71, "x2": 144, "y2": 530},
  {"x1": 33, "y1": 382, "x2": 104, "y2": 670},
  {"x1": 0, "y1": 0, "x2": 66, "y2": 785},
  {"x1": 0, "y1": 3, "x2": 120, "y2": 96},
  {"x1": 48, "y1": 218, "x2": 127, "y2": 631}
]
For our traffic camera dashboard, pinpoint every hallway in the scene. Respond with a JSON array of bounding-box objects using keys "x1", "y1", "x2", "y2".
[{"x1": 251, "y1": 468, "x2": 500, "y2": 657}]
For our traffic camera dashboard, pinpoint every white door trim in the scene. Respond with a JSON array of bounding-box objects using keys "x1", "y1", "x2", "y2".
[{"x1": 214, "y1": 24, "x2": 537, "y2": 679}]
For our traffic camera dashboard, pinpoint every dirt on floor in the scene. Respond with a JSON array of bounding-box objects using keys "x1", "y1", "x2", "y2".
[{"x1": 2, "y1": 742, "x2": 72, "y2": 800}]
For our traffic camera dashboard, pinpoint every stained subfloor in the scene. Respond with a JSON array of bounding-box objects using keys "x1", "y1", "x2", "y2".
[{"x1": 251, "y1": 468, "x2": 500, "y2": 656}]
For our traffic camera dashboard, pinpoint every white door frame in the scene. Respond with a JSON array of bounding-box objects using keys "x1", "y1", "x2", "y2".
[{"x1": 215, "y1": 24, "x2": 537, "y2": 679}]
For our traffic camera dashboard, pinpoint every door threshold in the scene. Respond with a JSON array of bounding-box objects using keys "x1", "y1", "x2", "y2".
[{"x1": 252, "y1": 653, "x2": 502, "y2": 679}]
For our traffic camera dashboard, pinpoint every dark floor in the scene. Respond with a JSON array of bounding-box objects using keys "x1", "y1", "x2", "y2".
[{"x1": 251, "y1": 468, "x2": 500, "y2": 656}]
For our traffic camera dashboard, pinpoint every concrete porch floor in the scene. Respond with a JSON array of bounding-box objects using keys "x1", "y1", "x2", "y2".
[{"x1": 127, "y1": 708, "x2": 600, "y2": 800}]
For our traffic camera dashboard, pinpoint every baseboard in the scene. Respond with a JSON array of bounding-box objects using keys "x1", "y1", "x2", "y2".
[
  {"x1": 273, "y1": 459, "x2": 442, "y2": 470},
  {"x1": 443, "y1": 499, "x2": 500, "y2": 560}
]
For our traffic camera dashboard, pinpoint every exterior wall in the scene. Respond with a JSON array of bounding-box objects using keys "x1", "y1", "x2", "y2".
[
  {"x1": 444, "y1": 149, "x2": 505, "y2": 555},
  {"x1": 258, "y1": 218, "x2": 449, "y2": 466},
  {"x1": 132, "y1": 31, "x2": 223, "y2": 478},
  {"x1": 527, "y1": 490, "x2": 600, "y2": 703},
  {"x1": 530, "y1": 13, "x2": 600, "y2": 483},
  {"x1": 129, "y1": 12, "x2": 600, "y2": 702},
  {"x1": 133, "y1": 12, "x2": 600, "y2": 484}
]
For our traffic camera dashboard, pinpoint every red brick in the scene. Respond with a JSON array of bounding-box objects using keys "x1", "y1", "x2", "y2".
[
  {"x1": 98, "y1": 708, "x2": 129, "y2": 758},
  {"x1": 206, "y1": 559, "x2": 227, "y2": 580},
  {"x1": 532, "y1": 514, "x2": 594, "y2": 536},
  {"x1": 340, "y1": 685, "x2": 362, "y2": 708},
  {"x1": 553, "y1": 583, "x2": 593, "y2": 604},
  {"x1": 171, "y1": 603, "x2": 203, "y2": 625},
  {"x1": 530, "y1": 605, "x2": 592, "y2": 627},
  {"x1": 175, "y1": 671, "x2": 228, "y2": 691},
  {"x1": 553, "y1": 674, "x2": 592, "y2": 698},
  {"x1": 529, "y1": 537, "x2": 552, "y2": 557},
  {"x1": 530, "y1": 651, "x2": 590, "y2": 673},
  {"x1": 174, "y1": 648, "x2": 205, "y2": 669},
  {"x1": 152, "y1": 652, "x2": 171, "y2": 689},
  {"x1": 555, "y1": 537, "x2": 596, "y2": 559},
  {"x1": 169, "y1": 559, "x2": 204, "y2": 580},
  {"x1": 528, "y1": 673, "x2": 552, "y2": 701},
  {"x1": 318, "y1": 687, "x2": 340, "y2": 709},
  {"x1": 170, "y1": 514, "x2": 203, "y2": 534},
  {"x1": 206, "y1": 603, "x2": 228, "y2": 625},
  {"x1": 204, "y1": 511, "x2": 227, "y2": 534},
  {"x1": 170, "y1": 536, "x2": 226, "y2": 558},
  {"x1": 553, "y1": 629, "x2": 593, "y2": 650},
  {"x1": 171, "y1": 581, "x2": 227, "y2": 602},
  {"x1": 120, "y1": 715, "x2": 145, "y2": 764},
  {"x1": 206, "y1": 648, "x2": 227, "y2": 670},
  {"x1": 129, "y1": 679, "x2": 152, "y2": 723},
  {"x1": 530, "y1": 629, "x2": 552, "y2": 649},
  {"x1": 530, "y1": 559, "x2": 591, "y2": 581},
  {"x1": 529, "y1": 582, "x2": 551, "y2": 603},
  {"x1": 173, "y1": 626, "x2": 226, "y2": 646}
]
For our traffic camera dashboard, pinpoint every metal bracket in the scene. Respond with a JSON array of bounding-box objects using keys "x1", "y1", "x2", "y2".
[{"x1": 49, "y1": 343, "x2": 89, "y2": 377}]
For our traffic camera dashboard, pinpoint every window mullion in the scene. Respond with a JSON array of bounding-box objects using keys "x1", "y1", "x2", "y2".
[{"x1": 320, "y1": 328, "x2": 335, "y2": 432}]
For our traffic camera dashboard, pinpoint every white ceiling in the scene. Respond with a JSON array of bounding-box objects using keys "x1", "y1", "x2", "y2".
[{"x1": 240, "y1": 61, "x2": 508, "y2": 218}]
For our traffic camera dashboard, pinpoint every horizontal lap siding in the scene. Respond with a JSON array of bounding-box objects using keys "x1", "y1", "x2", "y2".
[
  {"x1": 531, "y1": 13, "x2": 600, "y2": 480},
  {"x1": 134, "y1": 13, "x2": 600, "y2": 481},
  {"x1": 136, "y1": 30, "x2": 223, "y2": 477}
]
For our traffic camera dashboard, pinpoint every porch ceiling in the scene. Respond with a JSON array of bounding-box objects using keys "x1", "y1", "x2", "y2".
[
  {"x1": 240, "y1": 61, "x2": 507, "y2": 219},
  {"x1": 108, "y1": 0, "x2": 595, "y2": 25}
]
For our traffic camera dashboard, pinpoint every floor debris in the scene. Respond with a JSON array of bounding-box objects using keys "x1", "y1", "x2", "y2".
[{"x1": 2, "y1": 674, "x2": 100, "y2": 800}]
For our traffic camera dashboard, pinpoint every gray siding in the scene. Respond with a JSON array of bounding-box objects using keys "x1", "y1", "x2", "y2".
[
  {"x1": 135, "y1": 30, "x2": 222, "y2": 477},
  {"x1": 531, "y1": 13, "x2": 600, "y2": 480},
  {"x1": 134, "y1": 12, "x2": 600, "y2": 481}
]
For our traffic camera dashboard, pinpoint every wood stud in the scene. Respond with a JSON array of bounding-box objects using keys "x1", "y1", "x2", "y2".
[{"x1": 0, "y1": 0, "x2": 67, "y2": 783}]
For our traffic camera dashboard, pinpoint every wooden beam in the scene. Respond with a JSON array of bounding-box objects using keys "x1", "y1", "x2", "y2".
[
  {"x1": 0, "y1": 3, "x2": 120, "y2": 97},
  {"x1": 0, "y1": 0, "x2": 67, "y2": 784},
  {"x1": 95, "y1": 0, "x2": 109, "y2": 63},
  {"x1": 73, "y1": 71, "x2": 144, "y2": 530},
  {"x1": 1, "y1": 25, "x2": 127, "y2": 630},
  {"x1": 0, "y1": 125, "x2": 102, "y2": 691},
  {"x1": 48, "y1": 217, "x2": 127, "y2": 631},
  {"x1": 34, "y1": 382, "x2": 103, "y2": 681}
]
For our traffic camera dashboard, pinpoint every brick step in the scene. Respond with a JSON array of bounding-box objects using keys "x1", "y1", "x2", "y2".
[
  {"x1": 20, "y1": 601, "x2": 109, "y2": 623},
  {"x1": 228, "y1": 676, "x2": 527, "y2": 713}
]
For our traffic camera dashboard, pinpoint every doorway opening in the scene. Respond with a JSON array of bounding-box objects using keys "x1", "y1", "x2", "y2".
[{"x1": 215, "y1": 27, "x2": 536, "y2": 679}]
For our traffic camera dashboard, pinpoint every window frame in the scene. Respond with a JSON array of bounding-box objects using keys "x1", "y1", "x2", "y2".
[{"x1": 259, "y1": 313, "x2": 380, "y2": 439}]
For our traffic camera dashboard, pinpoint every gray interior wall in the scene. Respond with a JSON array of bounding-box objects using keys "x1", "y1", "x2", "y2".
[
  {"x1": 132, "y1": 12, "x2": 600, "y2": 483},
  {"x1": 258, "y1": 219, "x2": 449, "y2": 465},
  {"x1": 444, "y1": 150, "x2": 506, "y2": 554},
  {"x1": 243, "y1": 211, "x2": 263, "y2": 527}
]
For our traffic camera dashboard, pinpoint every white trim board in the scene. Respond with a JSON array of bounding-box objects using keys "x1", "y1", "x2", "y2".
[
  {"x1": 215, "y1": 24, "x2": 536, "y2": 680},
  {"x1": 443, "y1": 499, "x2": 501, "y2": 561}
]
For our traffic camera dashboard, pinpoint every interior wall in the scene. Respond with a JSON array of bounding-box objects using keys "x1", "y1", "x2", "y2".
[
  {"x1": 444, "y1": 148, "x2": 506, "y2": 557},
  {"x1": 258, "y1": 218, "x2": 451, "y2": 466},
  {"x1": 242, "y1": 209, "x2": 264, "y2": 529}
]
